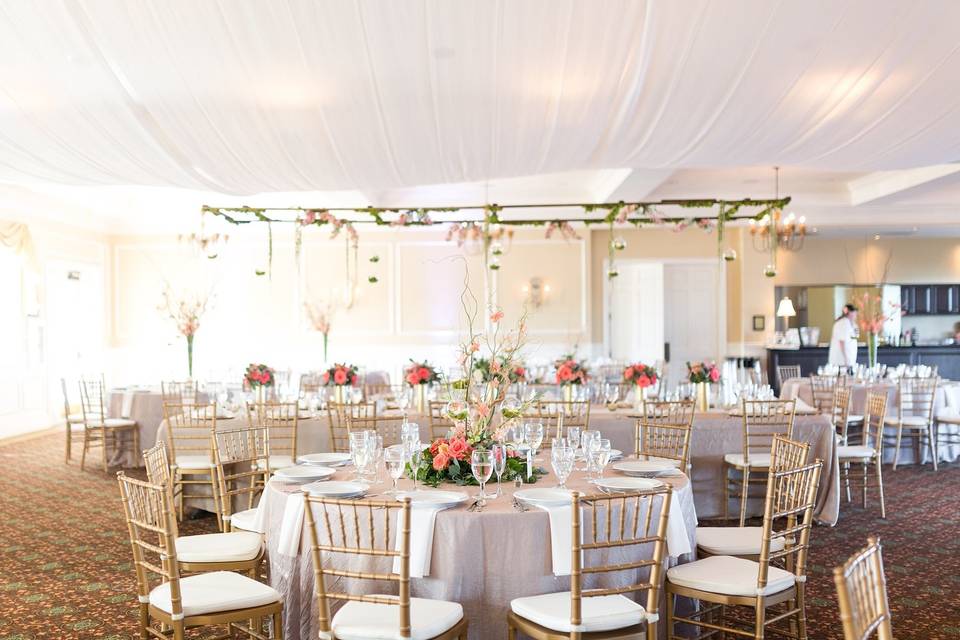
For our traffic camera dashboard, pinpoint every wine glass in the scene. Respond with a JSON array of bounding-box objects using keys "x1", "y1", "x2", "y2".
[
  {"x1": 401, "y1": 422, "x2": 421, "y2": 447},
  {"x1": 566, "y1": 427, "x2": 581, "y2": 454},
  {"x1": 384, "y1": 445, "x2": 406, "y2": 495},
  {"x1": 551, "y1": 444, "x2": 576, "y2": 489},
  {"x1": 580, "y1": 430, "x2": 600, "y2": 471},
  {"x1": 349, "y1": 431, "x2": 371, "y2": 481},
  {"x1": 524, "y1": 422, "x2": 544, "y2": 459},
  {"x1": 590, "y1": 438, "x2": 612, "y2": 480},
  {"x1": 404, "y1": 438, "x2": 423, "y2": 492},
  {"x1": 471, "y1": 449, "x2": 494, "y2": 507},
  {"x1": 397, "y1": 389, "x2": 411, "y2": 417},
  {"x1": 491, "y1": 443, "x2": 508, "y2": 497}
]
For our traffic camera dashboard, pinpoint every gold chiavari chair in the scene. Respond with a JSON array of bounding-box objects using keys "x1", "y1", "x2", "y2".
[
  {"x1": 723, "y1": 399, "x2": 796, "y2": 526},
  {"x1": 247, "y1": 400, "x2": 299, "y2": 470},
  {"x1": 428, "y1": 400, "x2": 455, "y2": 441},
  {"x1": 143, "y1": 442, "x2": 266, "y2": 576},
  {"x1": 78, "y1": 377, "x2": 139, "y2": 472},
  {"x1": 885, "y1": 376, "x2": 938, "y2": 470},
  {"x1": 507, "y1": 487, "x2": 672, "y2": 640},
  {"x1": 697, "y1": 436, "x2": 810, "y2": 560},
  {"x1": 161, "y1": 380, "x2": 200, "y2": 406},
  {"x1": 116, "y1": 473, "x2": 282, "y2": 640},
  {"x1": 326, "y1": 401, "x2": 377, "y2": 453},
  {"x1": 839, "y1": 393, "x2": 888, "y2": 518},
  {"x1": 350, "y1": 413, "x2": 408, "y2": 447},
  {"x1": 634, "y1": 400, "x2": 695, "y2": 471},
  {"x1": 833, "y1": 537, "x2": 894, "y2": 640},
  {"x1": 776, "y1": 364, "x2": 801, "y2": 389},
  {"x1": 303, "y1": 494, "x2": 469, "y2": 640},
  {"x1": 164, "y1": 402, "x2": 221, "y2": 527},
  {"x1": 61, "y1": 378, "x2": 85, "y2": 463},
  {"x1": 667, "y1": 435, "x2": 823, "y2": 640},
  {"x1": 300, "y1": 373, "x2": 323, "y2": 395},
  {"x1": 809, "y1": 373, "x2": 849, "y2": 414},
  {"x1": 536, "y1": 400, "x2": 590, "y2": 441},
  {"x1": 212, "y1": 427, "x2": 271, "y2": 534},
  {"x1": 831, "y1": 386, "x2": 853, "y2": 444}
]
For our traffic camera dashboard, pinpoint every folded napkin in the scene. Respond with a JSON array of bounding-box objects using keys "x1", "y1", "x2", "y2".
[
  {"x1": 250, "y1": 493, "x2": 270, "y2": 536},
  {"x1": 392, "y1": 505, "x2": 444, "y2": 578},
  {"x1": 793, "y1": 397, "x2": 816, "y2": 413},
  {"x1": 121, "y1": 390, "x2": 136, "y2": 419},
  {"x1": 276, "y1": 492, "x2": 306, "y2": 557}
]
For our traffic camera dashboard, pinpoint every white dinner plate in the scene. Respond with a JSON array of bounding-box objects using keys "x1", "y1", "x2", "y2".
[
  {"x1": 514, "y1": 488, "x2": 573, "y2": 507},
  {"x1": 593, "y1": 477, "x2": 663, "y2": 492},
  {"x1": 613, "y1": 459, "x2": 678, "y2": 476},
  {"x1": 273, "y1": 465, "x2": 337, "y2": 482},
  {"x1": 297, "y1": 452, "x2": 352, "y2": 467},
  {"x1": 304, "y1": 480, "x2": 369, "y2": 498},
  {"x1": 396, "y1": 490, "x2": 470, "y2": 509}
]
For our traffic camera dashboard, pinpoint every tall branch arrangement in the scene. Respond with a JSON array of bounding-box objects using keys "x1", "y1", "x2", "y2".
[{"x1": 159, "y1": 285, "x2": 212, "y2": 378}]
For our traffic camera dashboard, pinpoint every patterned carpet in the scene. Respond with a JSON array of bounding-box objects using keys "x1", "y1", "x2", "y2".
[{"x1": 0, "y1": 431, "x2": 957, "y2": 639}]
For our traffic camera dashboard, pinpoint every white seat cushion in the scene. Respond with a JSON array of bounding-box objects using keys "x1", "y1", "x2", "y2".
[
  {"x1": 255, "y1": 455, "x2": 294, "y2": 470},
  {"x1": 229, "y1": 508, "x2": 263, "y2": 534},
  {"x1": 511, "y1": 591, "x2": 647, "y2": 633},
  {"x1": 695, "y1": 527, "x2": 786, "y2": 556},
  {"x1": 104, "y1": 417, "x2": 136, "y2": 428},
  {"x1": 936, "y1": 411, "x2": 960, "y2": 425},
  {"x1": 884, "y1": 415, "x2": 930, "y2": 427},
  {"x1": 846, "y1": 414, "x2": 863, "y2": 423},
  {"x1": 175, "y1": 532, "x2": 262, "y2": 563},
  {"x1": 67, "y1": 412, "x2": 85, "y2": 423},
  {"x1": 723, "y1": 453, "x2": 771, "y2": 468},
  {"x1": 837, "y1": 445, "x2": 876, "y2": 460},
  {"x1": 667, "y1": 555, "x2": 796, "y2": 597},
  {"x1": 174, "y1": 454, "x2": 213, "y2": 470},
  {"x1": 332, "y1": 596, "x2": 463, "y2": 640},
  {"x1": 149, "y1": 570, "x2": 279, "y2": 617}
]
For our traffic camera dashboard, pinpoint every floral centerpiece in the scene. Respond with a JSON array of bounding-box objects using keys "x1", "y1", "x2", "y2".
[
  {"x1": 624, "y1": 363, "x2": 659, "y2": 408},
  {"x1": 405, "y1": 360, "x2": 440, "y2": 412},
  {"x1": 418, "y1": 436, "x2": 533, "y2": 487},
  {"x1": 322, "y1": 362, "x2": 358, "y2": 404},
  {"x1": 474, "y1": 357, "x2": 527, "y2": 385},
  {"x1": 555, "y1": 355, "x2": 588, "y2": 385},
  {"x1": 244, "y1": 363, "x2": 275, "y2": 404},
  {"x1": 687, "y1": 361, "x2": 720, "y2": 411},
  {"x1": 856, "y1": 293, "x2": 904, "y2": 367},
  {"x1": 159, "y1": 286, "x2": 211, "y2": 378}
]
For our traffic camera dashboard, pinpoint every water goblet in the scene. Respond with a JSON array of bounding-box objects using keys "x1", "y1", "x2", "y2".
[
  {"x1": 349, "y1": 431, "x2": 371, "y2": 481},
  {"x1": 384, "y1": 445, "x2": 406, "y2": 495},
  {"x1": 491, "y1": 443, "x2": 508, "y2": 497},
  {"x1": 551, "y1": 445, "x2": 576, "y2": 489},
  {"x1": 580, "y1": 430, "x2": 600, "y2": 471},
  {"x1": 470, "y1": 449, "x2": 494, "y2": 508},
  {"x1": 590, "y1": 438, "x2": 612, "y2": 480},
  {"x1": 566, "y1": 426, "x2": 581, "y2": 455},
  {"x1": 524, "y1": 422, "x2": 544, "y2": 458},
  {"x1": 404, "y1": 439, "x2": 423, "y2": 492}
]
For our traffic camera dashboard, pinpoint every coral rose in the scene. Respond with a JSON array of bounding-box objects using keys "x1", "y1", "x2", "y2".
[
  {"x1": 709, "y1": 367, "x2": 720, "y2": 383},
  {"x1": 417, "y1": 367, "x2": 431, "y2": 381},
  {"x1": 333, "y1": 369, "x2": 348, "y2": 385},
  {"x1": 322, "y1": 371, "x2": 330, "y2": 384},
  {"x1": 432, "y1": 452, "x2": 451, "y2": 471},
  {"x1": 624, "y1": 366, "x2": 634, "y2": 381},
  {"x1": 447, "y1": 437, "x2": 471, "y2": 461},
  {"x1": 406, "y1": 372, "x2": 420, "y2": 385}
]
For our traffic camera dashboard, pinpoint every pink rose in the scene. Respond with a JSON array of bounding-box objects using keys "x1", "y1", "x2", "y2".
[
  {"x1": 350, "y1": 374, "x2": 358, "y2": 386},
  {"x1": 709, "y1": 367, "x2": 720, "y2": 383},
  {"x1": 333, "y1": 369, "x2": 348, "y2": 385},
  {"x1": 406, "y1": 372, "x2": 420, "y2": 385},
  {"x1": 624, "y1": 366, "x2": 634, "y2": 381},
  {"x1": 637, "y1": 374, "x2": 650, "y2": 388},
  {"x1": 490, "y1": 310, "x2": 504, "y2": 323},
  {"x1": 447, "y1": 438, "x2": 471, "y2": 461},
  {"x1": 432, "y1": 452, "x2": 451, "y2": 471},
  {"x1": 322, "y1": 371, "x2": 330, "y2": 384},
  {"x1": 557, "y1": 365, "x2": 573, "y2": 383},
  {"x1": 417, "y1": 367, "x2": 431, "y2": 381},
  {"x1": 468, "y1": 341, "x2": 480, "y2": 353}
]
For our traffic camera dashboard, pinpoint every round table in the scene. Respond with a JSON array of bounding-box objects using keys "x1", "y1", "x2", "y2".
[{"x1": 258, "y1": 467, "x2": 698, "y2": 640}]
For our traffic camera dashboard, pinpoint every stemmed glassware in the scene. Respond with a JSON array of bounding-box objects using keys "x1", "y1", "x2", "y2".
[
  {"x1": 384, "y1": 445, "x2": 406, "y2": 495},
  {"x1": 396, "y1": 389, "x2": 411, "y2": 418},
  {"x1": 491, "y1": 443, "x2": 508, "y2": 497},
  {"x1": 580, "y1": 429, "x2": 600, "y2": 471},
  {"x1": 401, "y1": 425, "x2": 422, "y2": 492},
  {"x1": 523, "y1": 422, "x2": 544, "y2": 460},
  {"x1": 349, "y1": 431, "x2": 371, "y2": 482},
  {"x1": 471, "y1": 449, "x2": 494, "y2": 508},
  {"x1": 550, "y1": 444, "x2": 576, "y2": 489},
  {"x1": 589, "y1": 438, "x2": 612, "y2": 480}
]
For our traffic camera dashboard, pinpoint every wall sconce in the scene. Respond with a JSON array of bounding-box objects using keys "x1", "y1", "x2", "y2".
[{"x1": 521, "y1": 277, "x2": 551, "y2": 308}]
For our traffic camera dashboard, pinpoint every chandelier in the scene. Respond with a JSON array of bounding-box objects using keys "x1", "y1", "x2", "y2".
[{"x1": 749, "y1": 167, "x2": 806, "y2": 252}]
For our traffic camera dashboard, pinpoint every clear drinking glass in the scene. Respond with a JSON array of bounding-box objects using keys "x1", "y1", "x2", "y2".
[
  {"x1": 566, "y1": 427, "x2": 581, "y2": 454},
  {"x1": 404, "y1": 439, "x2": 423, "y2": 491},
  {"x1": 491, "y1": 443, "x2": 508, "y2": 497},
  {"x1": 580, "y1": 430, "x2": 600, "y2": 471},
  {"x1": 591, "y1": 438, "x2": 612, "y2": 480},
  {"x1": 384, "y1": 445, "x2": 406, "y2": 495},
  {"x1": 401, "y1": 422, "x2": 420, "y2": 446},
  {"x1": 349, "y1": 431, "x2": 371, "y2": 481},
  {"x1": 471, "y1": 449, "x2": 494, "y2": 507},
  {"x1": 524, "y1": 422, "x2": 544, "y2": 457},
  {"x1": 551, "y1": 445, "x2": 576, "y2": 489}
]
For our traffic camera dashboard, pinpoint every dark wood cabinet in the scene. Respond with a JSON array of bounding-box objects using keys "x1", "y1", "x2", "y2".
[
  {"x1": 935, "y1": 285, "x2": 960, "y2": 314},
  {"x1": 899, "y1": 284, "x2": 960, "y2": 315}
]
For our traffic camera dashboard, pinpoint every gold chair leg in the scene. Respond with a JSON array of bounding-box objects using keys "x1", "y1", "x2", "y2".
[
  {"x1": 893, "y1": 426, "x2": 902, "y2": 470},
  {"x1": 173, "y1": 618, "x2": 185, "y2": 640},
  {"x1": 722, "y1": 465, "x2": 730, "y2": 521},
  {"x1": 797, "y1": 584, "x2": 809, "y2": 640},
  {"x1": 876, "y1": 461, "x2": 886, "y2": 519},
  {"x1": 138, "y1": 603, "x2": 149, "y2": 640},
  {"x1": 928, "y1": 424, "x2": 938, "y2": 472},
  {"x1": 754, "y1": 599, "x2": 766, "y2": 639},
  {"x1": 101, "y1": 428, "x2": 109, "y2": 472},
  {"x1": 844, "y1": 462, "x2": 852, "y2": 502},
  {"x1": 65, "y1": 424, "x2": 71, "y2": 463},
  {"x1": 274, "y1": 610, "x2": 284, "y2": 639},
  {"x1": 739, "y1": 467, "x2": 750, "y2": 527},
  {"x1": 80, "y1": 431, "x2": 88, "y2": 471},
  {"x1": 507, "y1": 618, "x2": 517, "y2": 640}
]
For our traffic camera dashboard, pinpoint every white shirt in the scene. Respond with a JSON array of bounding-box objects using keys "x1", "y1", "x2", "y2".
[{"x1": 828, "y1": 317, "x2": 858, "y2": 367}]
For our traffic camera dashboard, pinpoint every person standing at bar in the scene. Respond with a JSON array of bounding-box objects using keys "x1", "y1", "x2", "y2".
[{"x1": 828, "y1": 303, "x2": 859, "y2": 370}]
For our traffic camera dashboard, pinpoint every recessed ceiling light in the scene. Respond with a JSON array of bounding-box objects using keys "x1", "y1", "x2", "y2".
[{"x1": 874, "y1": 234, "x2": 880, "y2": 240}]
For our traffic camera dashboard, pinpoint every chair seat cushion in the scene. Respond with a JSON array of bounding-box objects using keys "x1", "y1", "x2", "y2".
[
  {"x1": 175, "y1": 532, "x2": 262, "y2": 563},
  {"x1": 510, "y1": 591, "x2": 647, "y2": 633},
  {"x1": 837, "y1": 445, "x2": 876, "y2": 460},
  {"x1": 331, "y1": 596, "x2": 463, "y2": 640},
  {"x1": 67, "y1": 412, "x2": 85, "y2": 423},
  {"x1": 104, "y1": 417, "x2": 136, "y2": 428},
  {"x1": 884, "y1": 415, "x2": 930, "y2": 427},
  {"x1": 174, "y1": 454, "x2": 213, "y2": 470},
  {"x1": 149, "y1": 570, "x2": 279, "y2": 617},
  {"x1": 695, "y1": 527, "x2": 786, "y2": 556},
  {"x1": 229, "y1": 508, "x2": 263, "y2": 534},
  {"x1": 936, "y1": 411, "x2": 960, "y2": 425},
  {"x1": 847, "y1": 414, "x2": 863, "y2": 424},
  {"x1": 668, "y1": 555, "x2": 796, "y2": 597},
  {"x1": 723, "y1": 453, "x2": 771, "y2": 468},
  {"x1": 255, "y1": 455, "x2": 294, "y2": 470}
]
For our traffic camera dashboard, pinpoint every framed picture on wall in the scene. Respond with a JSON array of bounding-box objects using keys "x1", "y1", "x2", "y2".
[{"x1": 752, "y1": 315, "x2": 765, "y2": 332}]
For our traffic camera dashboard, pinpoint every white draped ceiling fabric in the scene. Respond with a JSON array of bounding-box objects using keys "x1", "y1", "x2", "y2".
[{"x1": 0, "y1": 1, "x2": 959, "y2": 196}]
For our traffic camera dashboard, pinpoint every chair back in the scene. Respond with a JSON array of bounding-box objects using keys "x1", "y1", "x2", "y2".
[
  {"x1": 427, "y1": 401, "x2": 455, "y2": 441},
  {"x1": 777, "y1": 365, "x2": 801, "y2": 388},
  {"x1": 78, "y1": 376, "x2": 107, "y2": 427},
  {"x1": 247, "y1": 400, "x2": 299, "y2": 459},
  {"x1": 326, "y1": 402, "x2": 377, "y2": 452},
  {"x1": 740, "y1": 400, "x2": 796, "y2": 464},
  {"x1": 757, "y1": 435, "x2": 822, "y2": 594},
  {"x1": 164, "y1": 402, "x2": 217, "y2": 463},
  {"x1": 349, "y1": 414, "x2": 407, "y2": 447},
  {"x1": 833, "y1": 537, "x2": 894, "y2": 640},
  {"x1": 116, "y1": 473, "x2": 183, "y2": 618},
  {"x1": 363, "y1": 382, "x2": 393, "y2": 400},
  {"x1": 60, "y1": 377, "x2": 75, "y2": 419},
  {"x1": 897, "y1": 376, "x2": 937, "y2": 423},
  {"x1": 142, "y1": 441, "x2": 178, "y2": 536},
  {"x1": 300, "y1": 373, "x2": 323, "y2": 396},
  {"x1": 848, "y1": 393, "x2": 888, "y2": 456},
  {"x1": 213, "y1": 426, "x2": 271, "y2": 524},
  {"x1": 161, "y1": 380, "x2": 199, "y2": 406},
  {"x1": 303, "y1": 494, "x2": 413, "y2": 638},
  {"x1": 570, "y1": 487, "x2": 673, "y2": 629},
  {"x1": 635, "y1": 400, "x2": 694, "y2": 469},
  {"x1": 536, "y1": 400, "x2": 590, "y2": 439},
  {"x1": 832, "y1": 387, "x2": 852, "y2": 443},
  {"x1": 810, "y1": 374, "x2": 848, "y2": 413}
]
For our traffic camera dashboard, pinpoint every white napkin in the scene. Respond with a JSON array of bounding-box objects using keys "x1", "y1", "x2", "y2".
[
  {"x1": 276, "y1": 492, "x2": 306, "y2": 556},
  {"x1": 392, "y1": 505, "x2": 444, "y2": 578},
  {"x1": 250, "y1": 493, "x2": 270, "y2": 536},
  {"x1": 534, "y1": 503, "x2": 577, "y2": 576},
  {"x1": 121, "y1": 390, "x2": 136, "y2": 419},
  {"x1": 793, "y1": 397, "x2": 816, "y2": 413},
  {"x1": 665, "y1": 497, "x2": 692, "y2": 558}
]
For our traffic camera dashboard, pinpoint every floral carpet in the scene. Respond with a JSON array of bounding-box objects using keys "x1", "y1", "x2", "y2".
[{"x1": 0, "y1": 431, "x2": 957, "y2": 639}]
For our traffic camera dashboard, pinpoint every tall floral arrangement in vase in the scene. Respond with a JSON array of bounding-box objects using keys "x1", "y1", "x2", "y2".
[
  {"x1": 305, "y1": 299, "x2": 334, "y2": 362},
  {"x1": 159, "y1": 286, "x2": 211, "y2": 379},
  {"x1": 856, "y1": 293, "x2": 904, "y2": 368}
]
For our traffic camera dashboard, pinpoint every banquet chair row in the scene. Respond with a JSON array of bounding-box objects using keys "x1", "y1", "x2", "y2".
[
  {"x1": 633, "y1": 399, "x2": 695, "y2": 471},
  {"x1": 75, "y1": 376, "x2": 139, "y2": 472}
]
